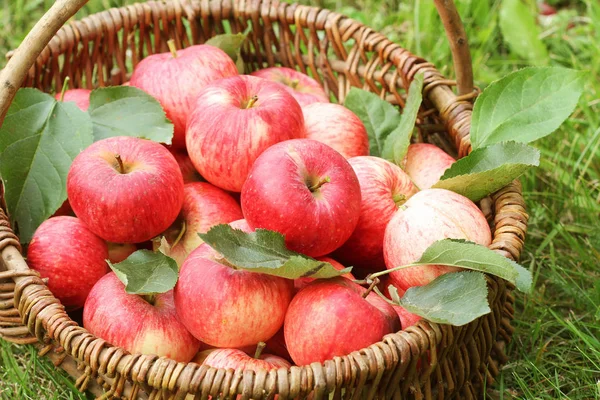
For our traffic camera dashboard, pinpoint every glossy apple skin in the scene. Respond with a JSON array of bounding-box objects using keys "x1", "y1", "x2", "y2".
[
  {"x1": 294, "y1": 257, "x2": 355, "y2": 292},
  {"x1": 302, "y1": 103, "x2": 369, "y2": 158},
  {"x1": 130, "y1": 44, "x2": 238, "y2": 148},
  {"x1": 403, "y1": 143, "x2": 455, "y2": 190},
  {"x1": 107, "y1": 242, "x2": 137, "y2": 263},
  {"x1": 203, "y1": 348, "x2": 291, "y2": 371},
  {"x1": 169, "y1": 149, "x2": 203, "y2": 183},
  {"x1": 174, "y1": 244, "x2": 294, "y2": 348},
  {"x1": 332, "y1": 156, "x2": 417, "y2": 270},
  {"x1": 384, "y1": 189, "x2": 492, "y2": 291},
  {"x1": 251, "y1": 67, "x2": 329, "y2": 107},
  {"x1": 285, "y1": 277, "x2": 400, "y2": 366},
  {"x1": 164, "y1": 182, "x2": 243, "y2": 266},
  {"x1": 241, "y1": 139, "x2": 361, "y2": 257},
  {"x1": 186, "y1": 75, "x2": 305, "y2": 192},
  {"x1": 83, "y1": 273, "x2": 200, "y2": 362},
  {"x1": 27, "y1": 217, "x2": 108, "y2": 310},
  {"x1": 55, "y1": 89, "x2": 91, "y2": 111},
  {"x1": 67, "y1": 136, "x2": 184, "y2": 243}
]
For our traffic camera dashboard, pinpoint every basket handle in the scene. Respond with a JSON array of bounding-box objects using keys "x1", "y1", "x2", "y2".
[{"x1": 433, "y1": 0, "x2": 474, "y2": 95}]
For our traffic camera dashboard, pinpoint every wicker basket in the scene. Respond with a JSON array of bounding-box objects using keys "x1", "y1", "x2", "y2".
[{"x1": 0, "y1": 0, "x2": 528, "y2": 398}]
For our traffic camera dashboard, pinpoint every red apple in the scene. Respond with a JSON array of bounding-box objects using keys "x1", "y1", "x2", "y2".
[
  {"x1": 241, "y1": 139, "x2": 361, "y2": 257},
  {"x1": 55, "y1": 89, "x2": 91, "y2": 111},
  {"x1": 251, "y1": 67, "x2": 329, "y2": 107},
  {"x1": 403, "y1": 143, "x2": 455, "y2": 190},
  {"x1": 130, "y1": 44, "x2": 238, "y2": 148},
  {"x1": 202, "y1": 346, "x2": 291, "y2": 372},
  {"x1": 121, "y1": 81, "x2": 130, "y2": 86},
  {"x1": 162, "y1": 182, "x2": 243, "y2": 266},
  {"x1": 192, "y1": 349, "x2": 218, "y2": 365},
  {"x1": 107, "y1": 242, "x2": 137, "y2": 263},
  {"x1": 333, "y1": 156, "x2": 418, "y2": 270},
  {"x1": 174, "y1": 244, "x2": 294, "y2": 348},
  {"x1": 83, "y1": 273, "x2": 200, "y2": 362},
  {"x1": 284, "y1": 277, "x2": 400, "y2": 365},
  {"x1": 169, "y1": 149, "x2": 203, "y2": 183},
  {"x1": 383, "y1": 188, "x2": 492, "y2": 291},
  {"x1": 294, "y1": 257, "x2": 355, "y2": 291},
  {"x1": 67, "y1": 136, "x2": 184, "y2": 243},
  {"x1": 27, "y1": 216, "x2": 108, "y2": 309},
  {"x1": 228, "y1": 219, "x2": 253, "y2": 232},
  {"x1": 302, "y1": 103, "x2": 369, "y2": 158},
  {"x1": 394, "y1": 305, "x2": 422, "y2": 329},
  {"x1": 186, "y1": 75, "x2": 305, "y2": 192}
]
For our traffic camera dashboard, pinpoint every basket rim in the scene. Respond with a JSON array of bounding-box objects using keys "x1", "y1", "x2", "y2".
[{"x1": 0, "y1": 0, "x2": 526, "y2": 398}]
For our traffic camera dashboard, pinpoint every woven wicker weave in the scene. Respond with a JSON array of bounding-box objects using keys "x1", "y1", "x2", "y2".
[{"x1": 0, "y1": 0, "x2": 528, "y2": 398}]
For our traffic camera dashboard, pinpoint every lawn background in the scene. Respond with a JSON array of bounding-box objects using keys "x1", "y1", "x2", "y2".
[{"x1": 1, "y1": 0, "x2": 599, "y2": 399}]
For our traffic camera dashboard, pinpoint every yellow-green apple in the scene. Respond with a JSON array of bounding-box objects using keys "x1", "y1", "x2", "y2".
[
  {"x1": 251, "y1": 67, "x2": 329, "y2": 107},
  {"x1": 161, "y1": 182, "x2": 243, "y2": 266},
  {"x1": 27, "y1": 216, "x2": 108, "y2": 309},
  {"x1": 174, "y1": 244, "x2": 294, "y2": 348},
  {"x1": 107, "y1": 242, "x2": 137, "y2": 263},
  {"x1": 169, "y1": 149, "x2": 203, "y2": 183},
  {"x1": 67, "y1": 136, "x2": 184, "y2": 243},
  {"x1": 55, "y1": 89, "x2": 91, "y2": 111},
  {"x1": 241, "y1": 139, "x2": 361, "y2": 257},
  {"x1": 83, "y1": 272, "x2": 200, "y2": 362},
  {"x1": 333, "y1": 156, "x2": 417, "y2": 270},
  {"x1": 384, "y1": 188, "x2": 492, "y2": 291},
  {"x1": 294, "y1": 257, "x2": 355, "y2": 292},
  {"x1": 403, "y1": 143, "x2": 455, "y2": 189},
  {"x1": 192, "y1": 348, "x2": 218, "y2": 365},
  {"x1": 202, "y1": 345, "x2": 291, "y2": 372},
  {"x1": 302, "y1": 103, "x2": 369, "y2": 158},
  {"x1": 284, "y1": 277, "x2": 400, "y2": 365},
  {"x1": 130, "y1": 44, "x2": 238, "y2": 148},
  {"x1": 186, "y1": 75, "x2": 305, "y2": 192}
]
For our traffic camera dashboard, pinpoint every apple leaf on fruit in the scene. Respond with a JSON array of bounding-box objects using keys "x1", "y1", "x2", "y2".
[
  {"x1": 88, "y1": 87, "x2": 174, "y2": 144},
  {"x1": 206, "y1": 33, "x2": 247, "y2": 74},
  {"x1": 0, "y1": 88, "x2": 93, "y2": 243},
  {"x1": 408, "y1": 239, "x2": 532, "y2": 293},
  {"x1": 499, "y1": 0, "x2": 548, "y2": 66},
  {"x1": 433, "y1": 141, "x2": 540, "y2": 201},
  {"x1": 199, "y1": 224, "x2": 352, "y2": 279},
  {"x1": 107, "y1": 250, "x2": 179, "y2": 295},
  {"x1": 470, "y1": 67, "x2": 586, "y2": 149},
  {"x1": 391, "y1": 271, "x2": 491, "y2": 326},
  {"x1": 381, "y1": 73, "x2": 424, "y2": 164},
  {"x1": 344, "y1": 88, "x2": 403, "y2": 158}
]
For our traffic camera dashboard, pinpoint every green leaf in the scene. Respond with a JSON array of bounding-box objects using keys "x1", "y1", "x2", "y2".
[
  {"x1": 205, "y1": 33, "x2": 247, "y2": 74},
  {"x1": 0, "y1": 88, "x2": 93, "y2": 243},
  {"x1": 433, "y1": 142, "x2": 540, "y2": 201},
  {"x1": 107, "y1": 250, "x2": 179, "y2": 295},
  {"x1": 199, "y1": 224, "x2": 352, "y2": 279},
  {"x1": 344, "y1": 87, "x2": 402, "y2": 157},
  {"x1": 470, "y1": 67, "x2": 586, "y2": 149},
  {"x1": 395, "y1": 271, "x2": 491, "y2": 326},
  {"x1": 381, "y1": 73, "x2": 424, "y2": 164},
  {"x1": 88, "y1": 86, "x2": 174, "y2": 144},
  {"x1": 499, "y1": 0, "x2": 548, "y2": 65},
  {"x1": 411, "y1": 239, "x2": 532, "y2": 293}
]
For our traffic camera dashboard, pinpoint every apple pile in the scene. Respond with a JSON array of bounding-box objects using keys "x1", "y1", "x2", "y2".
[{"x1": 27, "y1": 40, "x2": 491, "y2": 370}]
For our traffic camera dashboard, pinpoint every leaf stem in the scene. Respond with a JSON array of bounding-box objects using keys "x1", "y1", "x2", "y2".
[
  {"x1": 115, "y1": 154, "x2": 125, "y2": 174},
  {"x1": 254, "y1": 342, "x2": 266, "y2": 359},
  {"x1": 308, "y1": 176, "x2": 330, "y2": 192},
  {"x1": 167, "y1": 39, "x2": 178, "y2": 58},
  {"x1": 59, "y1": 77, "x2": 70, "y2": 102},
  {"x1": 171, "y1": 220, "x2": 186, "y2": 248},
  {"x1": 361, "y1": 276, "x2": 380, "y2": 298}
]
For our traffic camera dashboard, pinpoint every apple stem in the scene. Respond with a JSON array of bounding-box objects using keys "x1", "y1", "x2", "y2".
[
  {"x1": 143, "y1": 293, "x2": 156, "y2": 306},
  {"x1": 290, "y1": 79, "x2": 300, "y2": 89},
  {"x1": 361, "y1": 277, "x2": 380, "y2": 299},
  {"x1": 59, "y1": 77, "x2": 70, "y2": 102},
  {"x1": 171, "y1": 220, "x2": 186, "y2": 249},
  {"x1": 308, "y1": 176, "x2": 331, "y2": 192},
  {"x1": 115, "y1": 154, "x2": 125, "y2": 174},
  {"x1": 254, "y1": 342, "x2": 266, "y2": 359},
  {"x1": 392, "y1": 193, "x2": 407, "y2": 207},
  {"x1": 167, "y1": 39, "x2": 178, "y2": 58},
  {"x1": 244, "y1": 95, "x2": 259, "y2": 109}
]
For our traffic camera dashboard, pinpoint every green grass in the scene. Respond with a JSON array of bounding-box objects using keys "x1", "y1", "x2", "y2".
[{"x1": 1, "y1": 0, "x2": 599, "y2": 399}]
